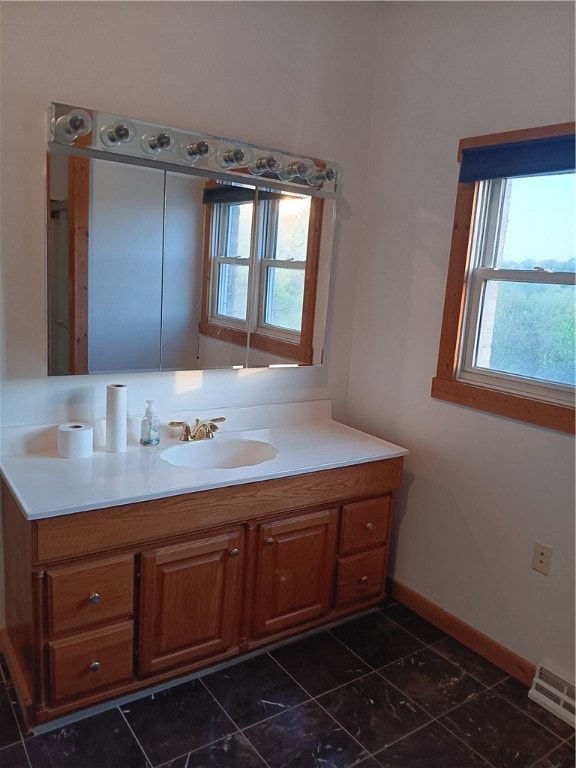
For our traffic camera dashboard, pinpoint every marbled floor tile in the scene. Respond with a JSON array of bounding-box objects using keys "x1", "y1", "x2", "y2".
[
  {"x1": 270, "y1": 631, "x2": 371, "y2": 697},
  {"x1": 318, "y1": 671, "x2": 431, "y2": 753},
  {"x1": 380, "y1": 647, "x2": 486, "y2": 718},
  {"x1": 157, "y1": 732, "x2": 267, "y2": 768},
  {"x1": 202, "y1": 653, "x2": 309, "y2": 728},
  {"x1": 374, "y1": 721, "x2": 489, "y2": 767},
  {"x1": 351, "y1": 759, "x2": 381, "y2": 768},
  {"x1": 244, "y1": 699, "x2": 367, "y2": 768},
  {"x1": 432, "y1": 637, "x2": 508, "y2": 687},
  {"x1": 0, "y1": 688, "x2": 21, "y2": 750},
  {"x1": 493, "y1": 677, "x2": 575, "y2": 740},
  {"x1": 5, "y1": 684, "x2": 30, "y2": 741},
  {"x1": 330, "y1": 612, "x2": 424, "y2": 669},
  {"x1": 439, "y1": 689, "x2": 562, "y2": 768},
  {"x1": 532, "y1": 741, "x2": 576, "y2": 768},
  {"x1": 380, "y1": 603, "x2": 446, "y2": 645},
  {"x1": 121, "y1": 679, "x2": 235, "y2": 767},
  {"x1": 25, "y1": 708, "x2": 150, "y2": 768},
  {"x1": 0, "y1": 742, "x2": 30, "y2": 768}
]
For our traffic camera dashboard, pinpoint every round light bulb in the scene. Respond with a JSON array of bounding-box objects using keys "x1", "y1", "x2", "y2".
[
  {"x1": 279, "y1": 158, "x2": 316, "y2": 181},
  {"x1": 53, "y1": 109, "x2": 92, "y2": 145},
  {"x1": 216, "y1": 145, "x2": 254, "y2": 168},
  {"x1": 179, "y1": 139, "x2": 216, "y2": 164},
  {"x1": 100, "y1": 120, "x2": 136, "y2": 148},
  {"x1": 248, "y1": 151, "x2": 286, "y2": 176},
  {"x1": 141, "y1": 131, "x2": 176, "y2": 156},
  {"x1": 306, "y1": 165, "x2": 338, "y2": 186}
]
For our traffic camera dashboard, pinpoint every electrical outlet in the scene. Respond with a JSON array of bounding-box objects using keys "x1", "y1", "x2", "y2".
[{"x1": 532, "y1": 542, "x2": 553, "y2": 575}]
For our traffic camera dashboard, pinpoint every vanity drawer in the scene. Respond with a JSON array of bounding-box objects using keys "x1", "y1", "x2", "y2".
[
  {"x1": 46, "y1": 555, "x2": 134, "y2": 636},
  {"x1": 335, "y1": 548, "x2": 386, "y2": 608},
  {"x1": 49, "y1": 621, "x2": 134, "y2": 703},
  {"x1": 339, "y1": 496, "x2": 390, "y2": 555}
]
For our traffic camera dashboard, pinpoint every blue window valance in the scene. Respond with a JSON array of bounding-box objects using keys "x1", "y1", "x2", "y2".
[{"x1": 459, "y1": 134, "x2": 575, "y2": 183}]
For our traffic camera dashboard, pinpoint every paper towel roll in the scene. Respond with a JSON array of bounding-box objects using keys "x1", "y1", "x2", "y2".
[
  {"x1": 57, "y1": 423, "x2": 94, "y2": 459},
  {"x1": 106, "y1": 384, "x2": 127, "y2": 453}
]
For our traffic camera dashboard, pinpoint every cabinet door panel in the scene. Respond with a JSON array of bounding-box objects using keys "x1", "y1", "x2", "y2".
[
  {"x1": 139, "y1": 531, "x2": 243, "y2": 675},
  {"x1": 253, "y1": 509, "x2": 337, "y2": 637}
]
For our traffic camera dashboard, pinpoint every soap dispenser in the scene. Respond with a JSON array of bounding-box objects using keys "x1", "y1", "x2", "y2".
[{"x1": 140, "y1": 400, "x2": 160, "y2": 446}]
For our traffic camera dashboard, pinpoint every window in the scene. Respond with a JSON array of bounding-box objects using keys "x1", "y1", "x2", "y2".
[
  {"x1": 432, "y1": 124, "x2": 575, "y2": 434},
  {"x1": 200, "y1": 183, "x2": 322, "y2": 364}
]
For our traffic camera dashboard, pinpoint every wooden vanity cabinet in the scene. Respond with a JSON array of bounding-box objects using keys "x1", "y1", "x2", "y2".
[{"x1": 1, "y1": 456, "x2": 404, "y2": 727}]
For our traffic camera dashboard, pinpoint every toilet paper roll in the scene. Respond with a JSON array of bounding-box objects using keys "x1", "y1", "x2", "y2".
[
  {"x1": 57, "y1": 423, "x2": 94, "y2": 459},
  {"x1": 106, "y1": 384, "x2": 128, "y2": 453}
]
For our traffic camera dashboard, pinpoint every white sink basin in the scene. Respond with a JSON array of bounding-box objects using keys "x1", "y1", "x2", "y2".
[{"x1": 161, "y1": 436, "x2": 278, "y2": 470}]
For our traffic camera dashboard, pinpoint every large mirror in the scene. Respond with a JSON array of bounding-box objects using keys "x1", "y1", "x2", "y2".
[{"x1": 47, "y1": 103, "x2": 338, "y2": 375}]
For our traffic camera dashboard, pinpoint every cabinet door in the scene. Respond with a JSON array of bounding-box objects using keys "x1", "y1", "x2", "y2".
[
  {"x1": 139, "y1": 530, "x2": 243, "y2": 675},
  {"x1": 252, "y1": 508, "x2": 337, "y2": 638}
]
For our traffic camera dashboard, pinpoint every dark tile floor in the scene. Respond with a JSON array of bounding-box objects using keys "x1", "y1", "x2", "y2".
[{"x1": 0, "y1": 602, "x2": 574, "y2": 768}]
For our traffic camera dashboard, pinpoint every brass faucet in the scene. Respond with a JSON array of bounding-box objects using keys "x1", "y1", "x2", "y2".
[{"x1": 168, "y1": 417, "x2": 225, "y2": 441}]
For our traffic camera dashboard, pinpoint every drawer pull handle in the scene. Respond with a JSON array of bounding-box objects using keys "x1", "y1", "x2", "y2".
[
  {"x1": 89, "y1": 593, "x2": 101, "y2": 604},
  {"x1": 229, "y1": 548, "x2": 240, "y2": 558},
  {"x1": 90, "y1": 661, "x2": 102, "y2": 672},
  {"x1": 365, "y1": 522, "x2": 374, "y2": 531},
  {"x1": 265, "y1": 537, "x2": 275, "y2": 546},
  {"x1": 360, "y1": 576, "x2": 369, "y2": 584}
]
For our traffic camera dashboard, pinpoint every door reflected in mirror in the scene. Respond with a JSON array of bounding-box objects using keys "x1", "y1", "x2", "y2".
[{"x1": 47, "y1": 151, "x2": 335, "y2": 375}]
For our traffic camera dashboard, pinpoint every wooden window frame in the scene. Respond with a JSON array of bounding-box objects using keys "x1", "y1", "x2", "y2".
[
  {"x1": 200, "y1": 188, "x2": 323, "y2": 365},
  {"x1": 431, "y1": 123, "x2": 575, "y2": 435}
]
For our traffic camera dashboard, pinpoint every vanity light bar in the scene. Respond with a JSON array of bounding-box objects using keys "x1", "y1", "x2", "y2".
[{"x1": 48, "y1": 103, "x2": 340, "y2": 194}]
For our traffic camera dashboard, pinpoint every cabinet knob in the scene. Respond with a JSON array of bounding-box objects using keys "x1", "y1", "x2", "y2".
[
  {"x1": 89, "y1": 661, "x2": 102, "y2": 672},
  {"x1": 89, "y1": 593, "x2": 101, "y2": 604},
  {"x1": 360, "y1": 576, "x2": 369, "y2": 584},
  {"x1": 265, "y1": 537, "x2": 275, "y2": 546},
  {"x1": 365, "y1": 522, "x2": 374, "y2": 531},
  {"x1": 229, "y1": 548, "x2": 240, "y2": 558}
]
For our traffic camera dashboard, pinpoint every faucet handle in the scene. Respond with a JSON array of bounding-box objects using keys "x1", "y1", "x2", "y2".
[{"x1": 206, "y1": 416, "x2": 225, "y2": 434}]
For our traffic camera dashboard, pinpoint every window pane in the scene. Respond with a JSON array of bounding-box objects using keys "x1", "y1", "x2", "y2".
[
  {"x1": 216, "y1": 263, "x2": 248, "y2": 321},
  {"x1": 496, "y1": 173, "x2": 575, "y2": 271},
  {"x1": 475, "y1": 280, "x2": 575, "y2": 386},
  {"x1": 223, "y1": 203, "x2": 252, "y2": 259},
  {"x1": 264, "y1": 267, "x2": 304, "y2": 331},
  {"x1": 274, "y1": 197, "x2": 311, "y2": 262}
]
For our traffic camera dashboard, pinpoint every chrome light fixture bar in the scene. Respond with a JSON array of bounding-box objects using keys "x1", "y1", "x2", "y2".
[{"x1": 48, "y1": 103, "x2": 340, "y2": 196}]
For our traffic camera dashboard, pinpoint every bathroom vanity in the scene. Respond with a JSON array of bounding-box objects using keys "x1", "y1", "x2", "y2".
[{"x1": 0, "y1": 407, "x2": 407, "y2": 728}]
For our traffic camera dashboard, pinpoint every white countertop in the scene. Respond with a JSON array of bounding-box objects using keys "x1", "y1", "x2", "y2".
[{"x1": 0, "y1": 404, "x2": 408, "y2": 521}]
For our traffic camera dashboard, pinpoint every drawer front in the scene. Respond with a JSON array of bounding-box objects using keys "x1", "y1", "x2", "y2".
[
  {"x1": 335, "y1": 548, "x2": 386, "y2": 608},
  {"x1": 339, "y1": 496, "x2": 390, "y2": 555},
  {"x1": 49, "y1": 621, "x2": 134, "y2": 703},
  {"x1": 47, "y1": 555, "x2": 134, "y2": 635}
]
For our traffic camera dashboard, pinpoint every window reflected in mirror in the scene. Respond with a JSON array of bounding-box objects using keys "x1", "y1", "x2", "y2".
[{"x1": 201, "y1": 183, "x2": 321, "y2": 365}]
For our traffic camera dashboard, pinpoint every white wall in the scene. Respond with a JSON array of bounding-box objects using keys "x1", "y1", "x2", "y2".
[
  {"x1": 0, "y1": 1, "x2": 379, "y2": 623},
  {"x1": 346, "y1": 2, "x2": 575, "y2": 675}
]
